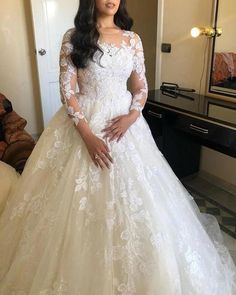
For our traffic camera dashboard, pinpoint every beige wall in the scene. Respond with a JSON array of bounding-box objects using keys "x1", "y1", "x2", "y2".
[
  {"x1": 161, "y1": 0, "x2": 213, "y2": 94},
  {"x1": 200, "y1": 147, "x2": 236, "y2": 186},
  {"x1": 160, "y1": 0, "x2": 236, "y2": 186},
  {"x1": 0, "y1": 0, "x2": 43, "y2": 136},
  {"x1": 127, "y1": 0, "x2": 157, "y2": 91}
]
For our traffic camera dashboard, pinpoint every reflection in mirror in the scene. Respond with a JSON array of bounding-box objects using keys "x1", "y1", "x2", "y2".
[{"x1": 210, "y1": 0, "x2": 236, "y2": 97}]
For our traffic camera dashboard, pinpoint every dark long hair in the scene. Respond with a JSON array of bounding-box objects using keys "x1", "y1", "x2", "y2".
[{"x1": 70, "y1": 0, "x2": 133, "y2": 69}]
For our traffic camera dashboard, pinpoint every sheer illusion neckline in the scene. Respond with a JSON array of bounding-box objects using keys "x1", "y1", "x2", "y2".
[{"x1": 97, "y1": 29, "x2": 127, "y2": 50}]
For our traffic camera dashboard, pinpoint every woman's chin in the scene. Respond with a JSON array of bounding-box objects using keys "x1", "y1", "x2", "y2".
[{"x1": 103, "y1": 11, "x2": 117, "y2": 16}]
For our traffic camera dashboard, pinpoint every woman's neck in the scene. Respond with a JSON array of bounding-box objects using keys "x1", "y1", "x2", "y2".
[{"x1": 96, "y1": 15, "x2": 117, "y2": 30}]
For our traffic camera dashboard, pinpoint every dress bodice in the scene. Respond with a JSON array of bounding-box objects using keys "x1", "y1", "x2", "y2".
[
  {"x1": 77, "y1": 30, "x2": 134, "y2": 98},
  {"x1": 59, "y1": 28, "x2": 148, "y2": 127}
]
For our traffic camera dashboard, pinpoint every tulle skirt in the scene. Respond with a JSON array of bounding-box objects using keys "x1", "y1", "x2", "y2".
[{"x1": 0, "y1": 103, "x2": 236, "y2": 294}]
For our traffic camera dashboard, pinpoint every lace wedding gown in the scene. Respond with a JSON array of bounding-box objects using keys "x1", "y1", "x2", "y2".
[{"x1": 0, "y1": 28, "x2": 236, "y2": 295}]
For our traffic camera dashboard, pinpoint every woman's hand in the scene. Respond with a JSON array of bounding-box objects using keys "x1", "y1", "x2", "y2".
[
  {"x1": 101, "y1": 111, "x2": 139, "y2": 142},
  {"x1": 82, "y1": 132, "x2": 113, "y2": 169}
]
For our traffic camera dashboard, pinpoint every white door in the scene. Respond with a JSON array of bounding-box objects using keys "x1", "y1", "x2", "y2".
[{"x1": 30, "y1": 0, "x2": 79, "y2": 127}]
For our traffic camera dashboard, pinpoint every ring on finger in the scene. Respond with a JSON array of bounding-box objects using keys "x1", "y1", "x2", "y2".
[{"x1": 94, "y1": 154, "x2": 100, "y2": 160}]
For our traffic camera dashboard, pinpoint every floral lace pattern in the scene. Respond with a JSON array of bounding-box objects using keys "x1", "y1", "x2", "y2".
[
  {"x1": 59, "y1": 28, "x2": 148, "y2": 127},
  {"x1": 128, "y1": 32, "x2": 148, "y2": 114},
  {"x1": 0, "y1": 27, "x2": 236, "y2": 294},
  {"x1": 59, "y1": 30, "x2": 87, "y2": 126}
]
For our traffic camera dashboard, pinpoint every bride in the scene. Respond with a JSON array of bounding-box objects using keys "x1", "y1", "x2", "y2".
[{"x1": 0, "y1": 0, "x2": 236, "y2": 294}]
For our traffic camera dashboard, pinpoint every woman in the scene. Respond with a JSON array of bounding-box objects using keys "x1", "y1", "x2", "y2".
[{"x1": 0, "y1": 0, "x2": 236, "y2": 294}]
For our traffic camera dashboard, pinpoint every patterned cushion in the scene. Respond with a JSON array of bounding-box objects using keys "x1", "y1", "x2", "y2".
[
  {"x1": 0, "y1": 122, "x2": 4, "y2": 141},
  {"x1": 0, "y1": 93, "x2": 13, "y2": 141},
  {"x1": 0, "y1": 94, "x2": 6, "y2": 117},
  {"x1": 0, "y1": 141, "x2": 7, "y2": 158},
  {"x1": 0, "y1": 93, "x2": 12, "y2": 117},
  {"x1": 2, "y1": 111, "x2": 27, "y2": 134},
  {"x1": 4, "y1": 129, "x2": 33, "y2": 145}
]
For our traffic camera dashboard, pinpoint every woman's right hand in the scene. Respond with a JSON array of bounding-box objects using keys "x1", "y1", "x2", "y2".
[{"x1": 82, "y1": 133, "x2": 113, "y2": 169}]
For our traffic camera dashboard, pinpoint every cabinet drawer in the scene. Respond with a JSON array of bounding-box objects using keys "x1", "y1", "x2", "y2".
[
  {"x1": 143, "y1": 103, "x2": 166, "y2": 151},
  {"x1": 174, "y1": 114, "x2": 236, "y2": 155},
  {"x1": 143, "y1": 103, "x2": 165, "y2": 120}
]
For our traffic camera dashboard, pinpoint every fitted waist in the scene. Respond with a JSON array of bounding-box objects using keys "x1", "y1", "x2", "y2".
[
  {"x1": 77, "y1": 89, "x2": 132, "y2": 107},
  {"x1": 78, "y1": 81, "x2": 128, "y2": 98},
  {"x1": 74, "y1": 89, "x2": 133, "y2": 135}
]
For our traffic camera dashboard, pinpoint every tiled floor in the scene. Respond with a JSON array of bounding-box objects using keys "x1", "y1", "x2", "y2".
[
  {"x1": 181, "y1": 172, "x2": 236, "y2": 239},
  {"x1": 187, "y1": 188, "x2": 236, "y2": 264},
  {"x1": 187, "y1": 188, "x2": 236, "y2": 263},
  {"x1": 180, "y1": 171, "x2": 236, "y2": 264},
  {"x1": 189, "y1": 189, "x2": 236, "y2": 239}
]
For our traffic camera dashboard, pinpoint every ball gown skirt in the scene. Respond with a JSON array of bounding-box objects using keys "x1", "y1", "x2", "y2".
[{"x1": 0, "y1": 94, "x2": 236, "y2": 294}]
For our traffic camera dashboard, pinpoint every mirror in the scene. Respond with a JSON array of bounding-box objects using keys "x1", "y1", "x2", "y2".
[{"x1": 209, "y1": 0, "x2": 236, "y2": 98}]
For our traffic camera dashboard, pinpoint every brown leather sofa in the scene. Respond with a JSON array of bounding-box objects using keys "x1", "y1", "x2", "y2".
[{"x1": 0, "y1": 93, "x2": 36, "y2": 174}]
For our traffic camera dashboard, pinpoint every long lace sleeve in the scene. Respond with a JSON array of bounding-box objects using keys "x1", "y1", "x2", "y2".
[
  {"x1": 59, "y1": 29, "x2": 87, "y2": 126},
  {"x1": 129, "y1": 33, "x2": 148, "y2": 115}
]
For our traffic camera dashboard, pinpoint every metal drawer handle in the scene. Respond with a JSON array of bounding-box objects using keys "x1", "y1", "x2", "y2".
[
  {"x1": 189, "y1": 124, "x2": 209, "y2": 134},
  {"x1": 148, "y1": 110, "x2": 163, "y2": 119}
]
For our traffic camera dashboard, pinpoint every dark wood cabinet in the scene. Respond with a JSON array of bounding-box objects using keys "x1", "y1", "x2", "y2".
[
  {"x1": 143, "y1": 90, "x2": 236, "y2": 178},
  {"x1": 174, "y1": 114, "x2": 236, "y2": 157},
  {"x1": 143, "y1": 102, "x2": 201, "y2": 178}
]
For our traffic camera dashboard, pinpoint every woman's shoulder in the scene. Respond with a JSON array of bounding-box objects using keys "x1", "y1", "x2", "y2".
[
  {"x1": 124, "y1": 29, "x2": 138, "y2": 36},
  {"x1": 123, "y1": 30, "x2": 142, "y2": 45}
]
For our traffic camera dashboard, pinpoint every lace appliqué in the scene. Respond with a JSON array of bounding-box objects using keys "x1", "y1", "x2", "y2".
[
  {"x1": 39, "y1": 279, "x2": 68, "y2": 295},
  {"x1": 129, "y1": 33, "x2": 148, "y2": 114},
  {"x1": 9, "y1": 190, "x2": 49, "y2": 220},
  {"x1": 31, "y1": 128, "x2": 72, "y2": 177},
  {"x1": 97, "y1": 39, "x2": 127, "y2": 57},
  {"x1": 59, "y1": 29, "x2": 87, "y2": 126},
  {"x1": 96, "y1": 30, "x2": 148, "y2": 116}
]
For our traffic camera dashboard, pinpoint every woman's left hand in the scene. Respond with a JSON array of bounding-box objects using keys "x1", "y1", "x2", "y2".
[{"x1": 101, "y1": 113, "x2": 137, "y2": 142}]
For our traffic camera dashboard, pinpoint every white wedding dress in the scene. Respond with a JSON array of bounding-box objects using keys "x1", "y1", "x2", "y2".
[{"x1": 0, "y1": 28, "x2": 236, "y2": 295}]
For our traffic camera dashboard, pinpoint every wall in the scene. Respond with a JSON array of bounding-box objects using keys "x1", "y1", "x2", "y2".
[
  {"x1": 200, "y1": 147, "x2": 236, "y2": 186},
  {"x1": 160, "y1": 0, "x2": 236, "y2": 186},
  {"x1": 127, "y1": 0, "x2": 157, "y2": 91},
  {"x1": 0, "y1": 0, "x2": 44, "y2": 136},
  {"x1": 160, "y1": 0, "x2": 213, "y2": 94}
]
